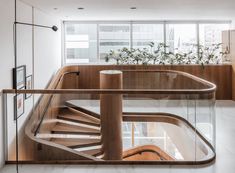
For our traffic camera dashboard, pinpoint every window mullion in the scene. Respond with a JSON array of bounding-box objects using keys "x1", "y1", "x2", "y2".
[
  {"x1": 97, "y1": 23, "x2": 100, "y2": 63},
  {"x1": 196, "y1": 23, "x2": 200, "y2": 58},
  {"x1": 164, "y1": 21, "x2": 167, "y2": 53},
  {"x1": 130, "y1": 22, "x2": 133, "y2": 50}
]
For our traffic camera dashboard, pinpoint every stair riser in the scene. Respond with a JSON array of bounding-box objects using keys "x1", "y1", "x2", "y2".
[{"x1": 57, "y1": 116, "x2": 100, "y2": 127}]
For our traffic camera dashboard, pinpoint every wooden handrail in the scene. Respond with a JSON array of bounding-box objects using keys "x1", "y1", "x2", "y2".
[
  {"x1": 2, "y1": 88, "x2": 216, "y2": 94},
  {"x1": 123, "y1": 145, "x2": 174, "y2": 161},
  {"x1": 2, "y1": 69, "x2": 216, "y2": 95},
  {"x1": 121, "y1": 69, "x2": 216, "y2": 88}
]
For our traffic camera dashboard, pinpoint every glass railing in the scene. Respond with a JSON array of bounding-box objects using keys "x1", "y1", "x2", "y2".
[{"x1": 2, "y1": 69, "x2": 216, "y2": 166}]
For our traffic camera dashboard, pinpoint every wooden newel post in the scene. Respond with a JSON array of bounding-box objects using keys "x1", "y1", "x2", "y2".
[{"x1": 100, "y1": 70, "x2": 123, "y2": 160}]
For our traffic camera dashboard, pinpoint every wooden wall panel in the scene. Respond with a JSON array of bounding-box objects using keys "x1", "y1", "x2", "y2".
[{"x1": 63, "y1": 65, "x2": 232, "y2": 100}]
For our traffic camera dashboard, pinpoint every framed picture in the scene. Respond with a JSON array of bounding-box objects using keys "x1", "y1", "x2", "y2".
[
  {"x1": 13, "y1": 65, "x2": 26, "y2": 89},
  {"x1": 14, "y1": 91, "x2": 25, "y2": 120},
  {"x1": 25, "y1": 75, "x2": 32, "y2": 99}
]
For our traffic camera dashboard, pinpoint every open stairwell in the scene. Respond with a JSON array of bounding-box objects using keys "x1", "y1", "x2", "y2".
[{"x1": 34, "y1": 99, "x2": 177, "y2": 161}]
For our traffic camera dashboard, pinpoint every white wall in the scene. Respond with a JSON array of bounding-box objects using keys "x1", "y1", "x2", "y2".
[
  {"x1": 34, "y1": 9, "x2": 61, "y2": 89},
  {"x1": 0, "y1": 0, "x2": 61, "y2": 168},
  {"x1": 0, "y1": 0, "x2": 15, "y2": 169}
]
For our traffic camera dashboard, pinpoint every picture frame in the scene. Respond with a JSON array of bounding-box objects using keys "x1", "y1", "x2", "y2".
[
  {"x1": 13, "y1": 65, "x2": 26, "y2": 89},
  {"x1": 25, "y1": 75, "x2": 33, "y2": 99},
  {"x1": 14, "y1": 90, "x2": 25, "y2": 120}
]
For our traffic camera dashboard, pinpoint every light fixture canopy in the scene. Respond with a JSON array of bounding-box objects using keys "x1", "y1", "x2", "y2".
[{"x1": 52, "y1": 25, "x2": 58, "y2": 31}]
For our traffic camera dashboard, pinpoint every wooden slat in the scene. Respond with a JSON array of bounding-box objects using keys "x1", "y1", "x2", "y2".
[
  {"x1": 50, "y1": 138, "x2": 101, "y2": 149},
  {"x1": 51, "y1": 122, "x2": 100, "y2": 135}
]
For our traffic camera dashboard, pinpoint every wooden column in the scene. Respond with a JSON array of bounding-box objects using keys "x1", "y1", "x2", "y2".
[{"x1": 100, "y1": 70, "x2": 123, "y2": 160}]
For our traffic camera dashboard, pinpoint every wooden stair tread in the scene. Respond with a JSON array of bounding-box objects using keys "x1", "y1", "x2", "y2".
[
  {"x1": 51, "y1": 138, "x2": 101, "y2": 148},
  {"x1": 51, "y1": 122, "x2": 100, "y2": 135}
]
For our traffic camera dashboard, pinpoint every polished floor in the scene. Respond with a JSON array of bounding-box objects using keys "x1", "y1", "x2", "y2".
[{"x1": 1, "y1": 100, "x2": 235, "y2": 173}]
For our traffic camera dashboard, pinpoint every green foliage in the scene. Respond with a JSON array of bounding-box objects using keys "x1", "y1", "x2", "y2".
[{"x1": 104, "y1": 42, "x2": 228, "y2": 67}]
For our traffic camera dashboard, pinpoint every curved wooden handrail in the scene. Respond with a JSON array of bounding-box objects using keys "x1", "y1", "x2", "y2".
[
  {"x1": 123, "y1": 145, "x2": 174, "y2": 161},
  {"x1": 121, "y1": 69, "x2": 216, "y2": 89},
  {"x1": 123, "y1": 112, "x2": 215, "y2": 163},
  {"x1": 2, "y1": 88, "x2": 216, "y2": 95},
  {"x1": 2, "y1": 68, "x2": 216, "y2": 95}
]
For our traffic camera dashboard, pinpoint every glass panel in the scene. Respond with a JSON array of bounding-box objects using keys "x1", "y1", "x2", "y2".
[
  {"x1": 65, "y1": 24, "x2": 97, "y2": 64},
  {"x1": 99, "y1": 24, "x2": 130, "y2": 61},
  {"x1": 195, "y1": 93, "x2": 216, "y2": 147},
  {"x1": 132, "y1": 24, "x2": 164, "y2": 50},
  {"x1": 123, "y1": 122, "x2": 197, "y2": 161},
  {"x1": 166, "y1": 24, "x2": 197, "y2": 54}
]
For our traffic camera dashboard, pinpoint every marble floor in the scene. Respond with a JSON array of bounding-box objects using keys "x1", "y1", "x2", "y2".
[{"x1": 1, "y1": 100, "x2": 235, "y2": 173}]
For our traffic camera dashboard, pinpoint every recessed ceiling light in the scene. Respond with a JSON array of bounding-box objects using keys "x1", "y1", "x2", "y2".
[
  {"x1": 78, "y1": 7, "x2": 84, "y2": 10},
  {"x1": 130, "y1": 7, "x2": 137, "y2": 10},
  {"x1": 53, "y1": 8, "x2": 58, "y2": 10}
]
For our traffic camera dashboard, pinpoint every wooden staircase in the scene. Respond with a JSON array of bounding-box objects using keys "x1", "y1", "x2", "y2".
[
  {"x1": 37, "y1": 103, "x2": 103, "y2": 159},
  {"x1": 35, "y1": 100, "x2": 175, "y2": 161}
]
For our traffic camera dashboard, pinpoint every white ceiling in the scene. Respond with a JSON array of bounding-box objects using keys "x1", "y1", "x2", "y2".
[{"x1": 21, "y1": 0, "x2": 235, "y2": 21}]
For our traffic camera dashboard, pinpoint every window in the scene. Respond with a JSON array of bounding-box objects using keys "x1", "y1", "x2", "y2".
[
  {"x1": 99, "y1": 24, "x2": 130, "y2": 61},
  {"x1": 65, "y1": 24, "x2": 97, "y2": 64},
  {"x1": 166, "y1": 24, "x2": 197, "y2": 54},
  {"x1": 132, "y1": 24, "x2": 164, "y2": 50},
  {"x1": 64, "y1": 21, "x2": 230, "y2": 64}
]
